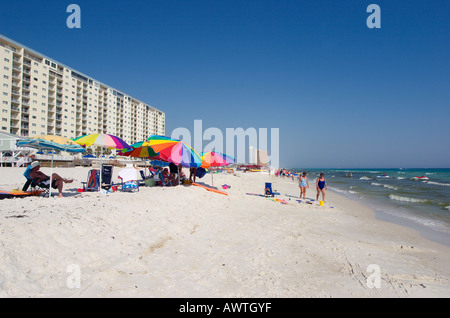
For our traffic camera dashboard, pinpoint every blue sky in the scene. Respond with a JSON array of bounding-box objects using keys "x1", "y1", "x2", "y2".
[{"x1": 1, "y1": 0, "x2": 449, "y2": 168}]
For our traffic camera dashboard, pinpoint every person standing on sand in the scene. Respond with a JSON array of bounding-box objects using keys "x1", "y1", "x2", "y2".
[
  {"x1": 299, "y1": 172, "x2": 309, "y2": 199},
  {"x1": 316, "y1": 173, "x2": 327, "y2": 202},
  {"x1": 189, "y1": 167, "x2": 197, "y2": 183},
  {"x1": 169, "y1": 162, "x2": 179, "y2": 185}
]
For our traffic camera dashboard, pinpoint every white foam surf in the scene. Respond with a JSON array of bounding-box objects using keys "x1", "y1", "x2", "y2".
[
  {"x1": 389, "y1": 194, "x2": 428, "y2": 203},
  {"x1": 427, "y1": 181, "x2": 450, "y2": 187}
]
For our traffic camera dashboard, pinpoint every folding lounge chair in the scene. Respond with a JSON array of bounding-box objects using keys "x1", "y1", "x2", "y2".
[
  {"x1": 22, "y1": 165, "x2": 50, "y2": 197},
  {"x1": 118, "y1": 168, "x2": 139, "y2": 192}
]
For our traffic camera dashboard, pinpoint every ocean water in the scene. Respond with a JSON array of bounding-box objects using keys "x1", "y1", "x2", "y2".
[{"x1": 292, "y1": 168, "x2": 450, "y2": 246}]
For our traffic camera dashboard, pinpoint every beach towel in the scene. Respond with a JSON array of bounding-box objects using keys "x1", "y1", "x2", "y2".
[
  {"x1": 86, "y1": 169, "x2": 100, "y2": 191},
  {"x1": 119, "y1": 168, "x2": 139, "y2": 183},
  {"x1": 122, "y1": 181, "x2": 139, "y2": 190}
]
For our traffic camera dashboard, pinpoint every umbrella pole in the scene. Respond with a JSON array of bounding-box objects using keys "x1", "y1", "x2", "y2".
[
  {"x1": 145, "y1": 158, "x2": 147, "y2": 178},
  {"x1": 100, "y1": 147, "x2": 103, "y2": 191},
  {"x1": 48, "y1": 153, "x2": 54, "y2": 198}
]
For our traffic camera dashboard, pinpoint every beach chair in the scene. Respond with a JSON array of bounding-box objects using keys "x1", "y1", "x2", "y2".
[
  {"x1": 148, "y1": 167, "x2": 156, "y2": 178},
  {"x1": 154, "y1": 170, "x2": 172, "y2": 186},
  {"x1": 82, "y1": 164, "x2": 114, "y2": 191},
  {"x1": 118, "y1": 168, "x2": 139, "y2": 192},
  {"x1": 82, "y1": 169, "x2": 100, "y2": 191},
  {"x1": 264, "y1": 182, "x2": 275, "y2": 197},
  {"x1": 22, "y1": 165, "x2": 50, "y2": 197},
  {"x1": 101, "y1": 164, "x2": 114, "y2": 189}
]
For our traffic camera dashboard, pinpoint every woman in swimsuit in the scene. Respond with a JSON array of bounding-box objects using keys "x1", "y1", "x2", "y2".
[
  {"x1": 299, "y1": 172, "x2": 309, "y2": 199},
  {"x1": 316, "y1": 173, "x2": 327, "y2": 202}
]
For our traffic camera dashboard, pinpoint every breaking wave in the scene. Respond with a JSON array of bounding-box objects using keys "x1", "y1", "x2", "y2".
[
  {"x1": 389, "y1": 194, "x2": 428, "y2": 203},
  {"x1": 427, "y1": 181, "x2": 450, "y2": 187}
]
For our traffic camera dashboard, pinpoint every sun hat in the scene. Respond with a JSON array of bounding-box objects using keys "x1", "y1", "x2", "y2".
[{"x1": 30, "y1": 161, "x2": 40, "y2": 169}]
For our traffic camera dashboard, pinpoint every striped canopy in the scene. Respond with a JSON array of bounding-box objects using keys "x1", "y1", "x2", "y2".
[
  {"x1": 201, "y1": 151, "x2": 235, "y2": 168},
  {"x1": 146, "y1": 135, "x2": 202, "y2": 168},
  {"x1": 119, "y1": 140, "x2": 160, "y2": 159},
  {"x1": 73, "y1": 133, "x2": 130, "y2": 150}
]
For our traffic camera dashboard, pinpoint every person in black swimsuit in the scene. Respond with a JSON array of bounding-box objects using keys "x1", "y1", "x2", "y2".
[{"x1": 316, "y1": 173, "x2": 327, "y2": 202}]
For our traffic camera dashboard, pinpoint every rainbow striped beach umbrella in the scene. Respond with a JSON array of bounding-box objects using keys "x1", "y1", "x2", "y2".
[
  {"x1": 119, "y1": 140, "x2": 160, "y2": 159},
  {"x1": 201, "y1": 151, "x2": 235, "y2": 168},
  {"x1": 73, "y1": 133, "x2": 130, "y2": 151},
  {"x1": 146, "y1": 135, "x2": 202, "y2": 168},
  {"x1": 74, "y1": 134, "x2": 130, "y2": 187},
  {"x1": 201, "y1": 151, "x2": 235, "y2": 186}
]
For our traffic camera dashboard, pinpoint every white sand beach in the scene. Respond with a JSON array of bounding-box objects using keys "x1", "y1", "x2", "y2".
[{"x1": 0, "y1": 166, "x2": 449, "y2": 298}]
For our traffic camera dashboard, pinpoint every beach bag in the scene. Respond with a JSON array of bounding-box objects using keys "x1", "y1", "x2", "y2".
[
  {"x1": 145, "y1": 179, "x2": 157, "y2": 187},
  {"x1": 196, "y1": 167, "x2": 207, "y2": 179}
]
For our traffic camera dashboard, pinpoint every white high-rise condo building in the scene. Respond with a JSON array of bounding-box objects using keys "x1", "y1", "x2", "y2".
[{"x1": 0, "y1": 34, "x2": 165, "y2": 144}]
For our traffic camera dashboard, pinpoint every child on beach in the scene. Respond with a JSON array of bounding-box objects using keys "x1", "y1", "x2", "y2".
[
  {"x1": 316, "y1": 173, "x2": 327, "y2": 202},
  {"x1": 299, "y1": 172, "x2": 309, "y2": 199}
]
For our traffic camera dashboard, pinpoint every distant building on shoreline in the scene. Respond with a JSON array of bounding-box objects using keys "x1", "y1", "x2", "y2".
[
  {"x1": 0, "y1": 34, "x2": 165, "y2": 144},
  {"x1": 249, "y1": 146, "x2": 269, "y2": 166}
]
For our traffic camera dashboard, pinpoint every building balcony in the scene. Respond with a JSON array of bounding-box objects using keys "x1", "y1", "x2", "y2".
[{"x1": 11, "y1": 79, "x2": 21, "y2": 87}]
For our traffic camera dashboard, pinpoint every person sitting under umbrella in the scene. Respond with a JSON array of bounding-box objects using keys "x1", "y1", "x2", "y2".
[{"x1": 29, "y1": 161, "x2": 73, "y2": 198}]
